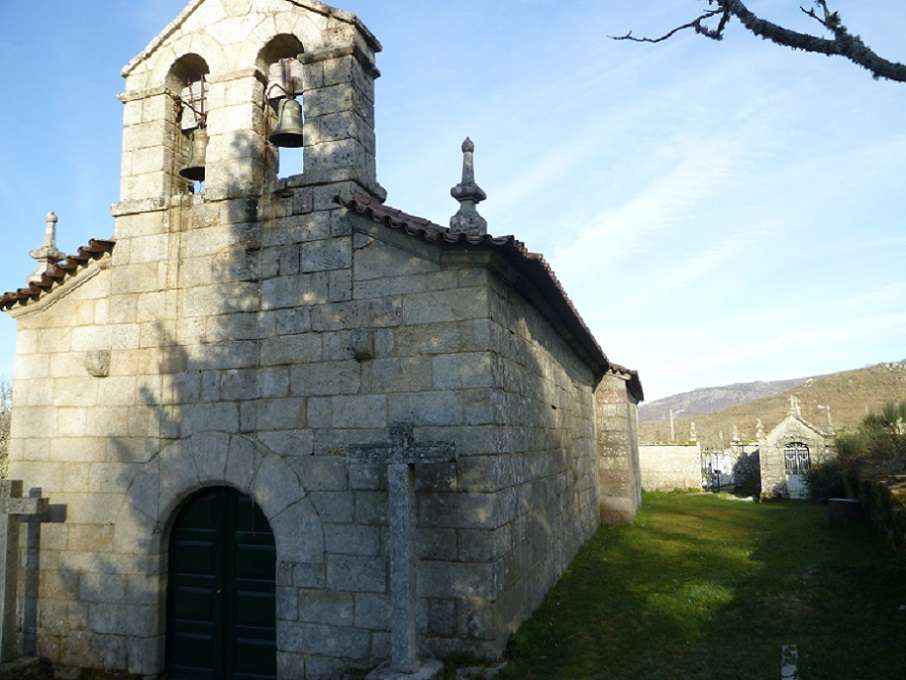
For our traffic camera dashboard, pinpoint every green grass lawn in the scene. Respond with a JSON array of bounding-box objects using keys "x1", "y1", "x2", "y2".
[{"x1": 498, "y1": 492, "x2": 906, "y2": 680}]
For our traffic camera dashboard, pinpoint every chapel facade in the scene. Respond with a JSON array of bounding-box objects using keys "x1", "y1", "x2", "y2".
[
  {"x1": 758, "y1": 397, "x2": 834, "y2": 500},
  {"x1": 0, "y1": 1, "x2": 643, "y2": 678}
]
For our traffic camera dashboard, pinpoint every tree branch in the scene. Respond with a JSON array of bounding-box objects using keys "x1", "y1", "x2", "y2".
[
  {"x1": 610, "y1": 9, "x2": 726, "y2": 43},
  {"x1": 615, "y1": 0, "x2": 906, "y2": 84}
]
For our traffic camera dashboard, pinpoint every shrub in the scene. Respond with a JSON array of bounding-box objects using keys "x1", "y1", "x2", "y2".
[
  {"x1": 832, "y1": 401, "x2": 906, "y2": 491},
  {"x1": 806, "y1": 458, "x2": 846, "y2": 502}
]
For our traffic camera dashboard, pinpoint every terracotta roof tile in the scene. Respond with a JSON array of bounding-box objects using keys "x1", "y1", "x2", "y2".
[
  {"x1": 0, "y1": 200, "x2": 643, "y2": 400},
  {"x1": 336, "y1": 192, "x2": 622, "y2": 384},
  {"x1": 0, "y1": 239, "x2": 115, "y2": 311}
]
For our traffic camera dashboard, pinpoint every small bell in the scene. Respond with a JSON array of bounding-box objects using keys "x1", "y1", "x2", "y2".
[
  {"x1": 179, "y1": 127, "x2": 209, "y2": 181},
  {"x1": 269, "y1": 98, "x2": 304, "y2": 148}
]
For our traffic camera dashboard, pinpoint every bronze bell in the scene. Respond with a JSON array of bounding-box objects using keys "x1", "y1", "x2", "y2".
[
  {"x1": 269, "y1": 98, "x2": 304, "y2": 148},
  {"x1": 179, "y1": 127, "x2": 208, "y2": 182}
]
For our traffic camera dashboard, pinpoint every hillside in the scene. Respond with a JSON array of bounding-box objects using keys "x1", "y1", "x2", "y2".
[
  {"x1": 639, "y1": 362, "x2": 906, "y2": 451},
  {"x1": 638, "y1": 377, "x2": 808, "y2": 425}
]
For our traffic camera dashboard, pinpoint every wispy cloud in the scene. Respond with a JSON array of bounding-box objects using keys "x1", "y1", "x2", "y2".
[{"x1": 549, "y1": 134, "x2": 746, "y2": 275}]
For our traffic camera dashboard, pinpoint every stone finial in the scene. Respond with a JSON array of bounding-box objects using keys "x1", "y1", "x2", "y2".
[
  {"x1": 788, "y1": 394, "x2": 801, "y2": 418},
  {"x1": 449, "y1": 137, "x2": 488, "y2": 236},
  {"x1": 756, "y1": 418, "x2": 765, "y2": 440},
  {"x1": 689, "y1": 422, "x2": 697, "y2": 442},
  {"x1": 27, "y1": 211, "x2": 65, "y2": 285}
]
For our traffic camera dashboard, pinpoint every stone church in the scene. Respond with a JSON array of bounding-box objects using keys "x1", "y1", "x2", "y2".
[{"x1": 0, "y1": 1, "x2": 643, "y2": 678}]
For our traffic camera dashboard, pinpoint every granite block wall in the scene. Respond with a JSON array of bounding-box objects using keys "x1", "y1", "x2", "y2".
[
  {"x1": 595, "y1": 372, "x2": 642, "y2": 525},
  {"x1": 4, "y1": 1, "x2": 641, "y2": 677},
  {"x1": 639, "y1": 443, "x2": 702, "y2": 492},
  {"x1": 8, "y1": 185, "x2": 629, "y2": 676}
]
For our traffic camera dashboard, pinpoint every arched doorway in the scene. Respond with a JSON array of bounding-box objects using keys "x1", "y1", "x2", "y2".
[{"x1": 166, "y1": 486, "x2": 277, "y2": 679}]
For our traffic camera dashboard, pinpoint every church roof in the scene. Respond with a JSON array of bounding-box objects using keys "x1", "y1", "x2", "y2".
[
  {"x1": 0, "y1": 239, "x2": 115, "y2": 311},
  {"x1": 766, "y1": 413, "x2": 830, "y2": 442},
  {"x1": 0, "y1": 196, "x2": 642, "y2": 396},
  {"x1": 336, "y1": 192, "x2": 618, "y2": 386}
]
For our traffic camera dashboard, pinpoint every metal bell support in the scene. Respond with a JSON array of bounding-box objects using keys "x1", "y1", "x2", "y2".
[
  {"x1": 179, "y1": 127, "x2": 209, "y2": 181},
  {"x1": 269, "y1": 98, "x2": 304, "y2": 148}
]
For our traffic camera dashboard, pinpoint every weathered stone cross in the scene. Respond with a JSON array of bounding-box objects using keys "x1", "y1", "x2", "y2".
[
  {"x1": 349, "y1": 423, "x2": 456, "y2": 676},
  {"x1": 0, "y1": 480, "x2": 48, "y2": 662}
]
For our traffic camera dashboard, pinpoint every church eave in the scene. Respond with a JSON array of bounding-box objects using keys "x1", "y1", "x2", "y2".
[
  {"x1": 608, "y1": 363, "x2": 645, "y2": 403},
  {"x1": 0, "y1": 239, "x2": 116, "y2": 313}
]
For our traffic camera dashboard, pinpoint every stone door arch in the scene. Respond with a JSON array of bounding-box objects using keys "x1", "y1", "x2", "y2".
[
  {"x1": 166, "y1": 485, "x2": 277, "y2": 680},
  {"x1": 113, "y1": 432, "x2": 326, "y2": 676}
]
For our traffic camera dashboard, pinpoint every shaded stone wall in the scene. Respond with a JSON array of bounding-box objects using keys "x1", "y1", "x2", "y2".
[
  {"x1": 479, "y1": 259, "x2": 601, "y2": 654},
  {"x1": 595, "y1": 373, "x2": 641, "y2": 524},
  {"x1": 727, "y1": 442, "x2": 761, "y2": 496}
]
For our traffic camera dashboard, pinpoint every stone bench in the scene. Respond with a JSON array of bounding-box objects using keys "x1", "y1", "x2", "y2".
[{"x1": 828, "y1": 498, "x2": 864, "y2": 526}]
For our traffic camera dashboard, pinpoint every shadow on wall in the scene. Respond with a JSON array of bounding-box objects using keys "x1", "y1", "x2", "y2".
[
  {"x1": 30, "y1": 109, "x2": 607, "y2": 675},
  {"x1": 29, "y1": 129, "x2": 315, "y2": 674},
  {"x1": 732, "y1": 450, "x2": 761, "y2": 498}
]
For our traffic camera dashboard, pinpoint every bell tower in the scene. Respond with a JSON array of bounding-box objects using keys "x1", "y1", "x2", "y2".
[{"x1": 112, "y1": 0, "x2": 384, "y2": 238}]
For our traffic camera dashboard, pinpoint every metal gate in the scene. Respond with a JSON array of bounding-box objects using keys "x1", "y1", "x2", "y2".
[
  {"x1": 784, "y1": 443, "x2": 811, "y2": 499},
  {"x1": 166, "y1": 487, "x2": 277, "y2": 680}
]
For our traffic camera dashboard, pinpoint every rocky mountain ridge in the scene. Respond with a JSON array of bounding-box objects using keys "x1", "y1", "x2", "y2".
[{"x1": 639, "y1": 377, "x2": 810, "y2": 425}]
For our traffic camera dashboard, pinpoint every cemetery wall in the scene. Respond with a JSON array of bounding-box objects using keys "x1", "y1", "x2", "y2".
[{"x1": 639, "y1": 443, "x2": 702, "y2": 492}]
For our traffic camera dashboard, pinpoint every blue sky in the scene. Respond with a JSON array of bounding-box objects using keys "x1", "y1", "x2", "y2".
[{"x1": 0, "y1": 1, "x2": 904, "y2": 402}]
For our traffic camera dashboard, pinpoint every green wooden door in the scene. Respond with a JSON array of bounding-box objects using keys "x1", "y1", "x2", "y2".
[{"x1": 167, "y1": 487, "x2": 277, "y2": 680}]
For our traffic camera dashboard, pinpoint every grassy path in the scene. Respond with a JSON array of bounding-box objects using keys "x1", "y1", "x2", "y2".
[{"x1": 498, "y1": 493, "x2": 906, "y2": 680}]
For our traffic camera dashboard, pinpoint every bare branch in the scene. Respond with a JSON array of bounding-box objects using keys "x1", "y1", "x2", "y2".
[
  {"x1": 609, "y1": 9, "x2": 725, "y2": 44},
  {"x1": 614, "y1": 0, "x2": 906, "y2": 84}
]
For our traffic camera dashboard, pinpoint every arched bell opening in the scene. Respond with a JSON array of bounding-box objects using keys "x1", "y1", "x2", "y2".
[
  {"x1": 165, "y1": 485, "x2": 277, "y2": 680},
  {"x1": 258, "y1": 35, "x2": 306, "y2": 181},
  {"x1": 168, "y1": 54, "x2": 211, "y2": 194}
]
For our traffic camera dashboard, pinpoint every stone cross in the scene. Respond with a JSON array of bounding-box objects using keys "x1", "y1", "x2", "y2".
[
  {"x1": 349, "y1": 423, "x2": 456, "y2": 676},
  {"x1": 789, "y1": 394, "x2": 802, "y2": 418},
  {"x1": 0, "y1": 481, "x2": 48, "y2": 662}
]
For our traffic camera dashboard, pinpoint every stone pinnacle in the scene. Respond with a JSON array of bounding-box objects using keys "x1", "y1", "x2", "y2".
[
  {"x1": 27, "y1": 211, "x2": 66, "y2": 285},
  {"x1": 449, "y1": 137, "x2": 487, "y2": 236}
]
